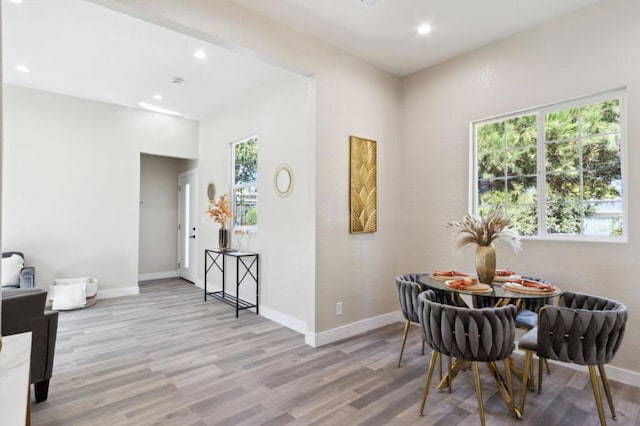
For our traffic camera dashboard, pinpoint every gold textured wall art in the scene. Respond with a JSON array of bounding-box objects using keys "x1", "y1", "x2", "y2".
[{"x1": 350, "y1": 136, "x2": 377, "y2": 233}]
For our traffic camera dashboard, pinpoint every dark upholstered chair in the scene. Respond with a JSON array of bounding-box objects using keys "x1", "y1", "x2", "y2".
[
  {"x1": 395, "y1": 274, "x2": 427, "y2": 367},
  {"x1": 1, "y1": 288, "x2": 58, "y2": 402},
  {"x1": 2, "y1": 251, "x2": 35, "y2": 288},
  {"x1": 418, "y1": 290, "x2": 517, "y2": 425},
  {"x1": 518, "y1": 291, "x2": 627, "y2": 425},
  {"x1": 395, "y1": 274, "x2": 453, "y2": 369}
]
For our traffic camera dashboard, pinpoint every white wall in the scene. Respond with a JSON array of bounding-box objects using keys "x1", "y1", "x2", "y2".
[
  {"x1": 105, "y1": 0, "x2": 404, "y2": 340},
  {"x1": 2, "y1": 85, "x2": 198, "y2": 292},
  {"x1": 198, "y1": 76, "x2": 314, "y2": 331},
  {"x1": 138, "y1": 153, "x2": 193, "y2": 278},
  {"x1": 401, "y1": 0, "x2": 640, "y2": 372}
]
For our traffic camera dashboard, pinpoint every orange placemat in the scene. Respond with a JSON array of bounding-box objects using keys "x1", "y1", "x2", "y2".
[
  {"x1": 494, "y1": 275, "x2": 522, "y2": 282},
  {"x1": 445, "y1": 280, "x2": 492, "y2": 293},
  {"x1": 430, "y1": 271, "x2": 472, "y2": 281}
]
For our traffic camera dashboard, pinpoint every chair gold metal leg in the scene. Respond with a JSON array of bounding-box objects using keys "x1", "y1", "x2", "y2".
[
  {"x1": 419, "y1": 350, "x2": 438, "y2": 416},
  {"x1": 598, "y1": 364, "x2": 617, "y2": 420},
  {"x1": 529, "y1": 355, "x2": 535, "y2": 391},
  {"x1": 397, "y1": 320, "x2": 410, "y2": 368},
  {"x1": 538, "y1": 357, "x2": 544, "y2": 394},
  {"x1": 544, "y1": 358, "x2": 551, "y2": 374},
  {"x1": 519, "y1": 351, "x2": 532, "y2": 416},
  {"x1": 487, "y1": 361, "x2": 521, "y2": 419},
  {"x1": 438, "y1": 351, "x2": 443, "y2": 382},
  {"x1": 588, "y1": 365, "x2": 607, "y2": 426},
  {"x1": 472, "y1": 361, "x2": 485, "y2": 426},
  {"x1": 448, "y1": 355, "x2": 453, "y2": 392},
  {"x1": 422, "y1": 337, "x2": 425, "y2": 356},
  {"x1": 504, "y1": 359, "x2": 515, "y2": 417}
]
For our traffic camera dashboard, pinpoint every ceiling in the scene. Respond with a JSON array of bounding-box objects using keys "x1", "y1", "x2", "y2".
[
  {"x1": 1, "y1": 0, "x2": 296, "y2": 120},
  {"x1": 229, "y1": 0, "x2": 602, "y2": 76},
  {"x1": 1, "y1": 0, "x2": 602, "y2": 119}
]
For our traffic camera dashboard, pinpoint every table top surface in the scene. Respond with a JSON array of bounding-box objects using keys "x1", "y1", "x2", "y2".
[
  {"x1": 206, "y1": 249, "x2": 258, "y2": 257},
  {"x1": 418, "y1": 275, "x2": 561, "y2": 300}
]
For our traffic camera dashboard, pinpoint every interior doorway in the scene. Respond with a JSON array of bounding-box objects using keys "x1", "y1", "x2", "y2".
[
  {"x1": 178, "y1": 169, "x2": 197, "y2": 283},
  {"x1": 138, "y1": 154, "x2": 196, "y2": 283}
]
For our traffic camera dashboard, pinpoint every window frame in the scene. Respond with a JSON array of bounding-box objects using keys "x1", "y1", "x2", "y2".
[
  {"x1": 230, "y1": 135, "x2": 258, "y2": 231},
  {"x1": 470, "y1": 89, "x2": 627, "y2": 243}
]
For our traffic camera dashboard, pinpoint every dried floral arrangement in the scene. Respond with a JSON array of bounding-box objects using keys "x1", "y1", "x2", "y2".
[
  {"x1": 447, "y1": 210, "x2": 522, "y2": 252},
  {"x1": 206, "y1": 194, "x2": 232, "y2": 228}
]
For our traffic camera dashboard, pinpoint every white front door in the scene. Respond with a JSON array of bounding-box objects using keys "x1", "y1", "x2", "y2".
[{"x1": 178, "y1": 169, "x2": 197, "y2": 283}]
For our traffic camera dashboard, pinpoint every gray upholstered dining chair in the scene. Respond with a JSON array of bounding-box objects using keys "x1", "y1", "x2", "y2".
[
  {"x1": 395, "y1": 274, "x2": 453, "y2": 369},
  {"x1": 417, "y1": 290, "x2": 518, "y2": 426},
  {"x1": 518, "y1": 291, "x2": 627, "y2": 425},
  {"x1": 395, "y1": 274, "x2": 427, "y2": 367}
]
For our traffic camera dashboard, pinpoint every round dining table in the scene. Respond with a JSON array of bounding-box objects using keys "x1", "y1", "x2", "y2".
[{"x1": 417, "y1": 273, "x2": 561, "y2": 420}]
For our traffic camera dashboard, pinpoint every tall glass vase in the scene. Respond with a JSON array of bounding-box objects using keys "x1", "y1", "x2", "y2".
[
  {"x1": 475, "y1": 245, "x2": 496, "y2": 284},
  {"x1": 218, "y1": 227, "x2": 229, "y2": 250}
]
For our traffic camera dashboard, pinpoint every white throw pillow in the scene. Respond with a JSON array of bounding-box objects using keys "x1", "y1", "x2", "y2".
[
  {"x1": 51, "y1": 282, "x2": 87, "y2": 311},
  {"x1": 1, "y1": 254, "x2": 24, "y2": 287}
]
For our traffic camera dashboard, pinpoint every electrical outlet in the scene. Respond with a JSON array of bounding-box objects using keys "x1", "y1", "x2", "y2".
[{"x1": 336, "y1": 301, "x2": 343, "y2": 316}]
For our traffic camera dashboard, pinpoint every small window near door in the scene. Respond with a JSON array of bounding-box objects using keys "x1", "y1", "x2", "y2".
[{"x1": 231, "y1": 136, "x2": 258, "y2": 229}]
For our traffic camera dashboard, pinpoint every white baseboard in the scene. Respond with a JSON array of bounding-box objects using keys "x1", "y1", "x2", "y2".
[
  {"x1": 97, "y1": 286, "x2": 140, "y2": 299},
  {"x1": 603, "y1": 363, "x2": 640, "y2": 388},
  {"x1": 259, "y1": 306, "x2": 307, "y2": 335},
  {"x1": 305, "y1": 311, "x2": 404, "y2": 347},
  {"x1": 513, "y1": 348, "x2": 640, "y2": 388},
  {"x1": 194, "y1": 279, "x2": 205, "y2": 289},
  {"x1": 138, "y1": 271, "x2": 178, "y2": 281}
]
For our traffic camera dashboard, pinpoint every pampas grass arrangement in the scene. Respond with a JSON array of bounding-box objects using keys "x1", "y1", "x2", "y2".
[{"x1": 447, "y1": 210, "x2": 522, "y2": 252}]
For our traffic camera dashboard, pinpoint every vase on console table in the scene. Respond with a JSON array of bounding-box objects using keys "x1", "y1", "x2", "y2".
[
  {"x1": 475, "y1": 244, "x2": 496, "y2": 284},
  {"x1": 218, "y1": 227, "x2": 229, "y2": 250}
]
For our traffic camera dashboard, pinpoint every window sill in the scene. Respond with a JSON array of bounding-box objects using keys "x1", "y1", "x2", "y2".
[{"x1": 520, "y1": 235, "x2": 627, "y2": 244}]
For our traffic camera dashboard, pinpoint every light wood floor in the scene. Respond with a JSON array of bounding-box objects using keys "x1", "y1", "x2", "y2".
[{"x1": 32, "y1": 279, "x2": 640, "y2": 425}]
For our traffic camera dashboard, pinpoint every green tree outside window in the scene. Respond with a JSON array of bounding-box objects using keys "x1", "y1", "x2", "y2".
[
  {"x1": 476, "y1": 97, "x2": 623, "y2": 238},
  {"x1": 232, "y1": 137, "x2": 258, "y2": 228}
]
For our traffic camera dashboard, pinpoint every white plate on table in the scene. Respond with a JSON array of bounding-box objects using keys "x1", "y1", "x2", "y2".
[{"x1": 503, "y1": 282, "x2": 556, "y2": 294}]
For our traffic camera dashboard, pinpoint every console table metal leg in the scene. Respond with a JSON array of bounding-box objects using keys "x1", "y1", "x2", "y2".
[
  {"x1": 236, "y1": 257, "x2": 240, "y2": 318},
  {"x1": 221, "y1": 255, "x2": 225, "y2": 298},
  {"x1": 204, "y1": 251, "x2": 207, "y2": 301},
  {"x1": 256, "y1": 257, "x2": 259, "y2": 315}
]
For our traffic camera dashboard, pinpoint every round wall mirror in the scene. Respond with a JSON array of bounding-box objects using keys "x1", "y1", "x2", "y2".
[
  {"x1": 274, "y1": 164, "x2": 294, "y2": 197},
  {"x1": 207, "y1": 181, "x2": 216, "y2": 203}
]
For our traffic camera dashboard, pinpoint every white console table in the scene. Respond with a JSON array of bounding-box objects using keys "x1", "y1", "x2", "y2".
[{"x1": 0, "y1": 332, "x2": 32, "y2": 425}]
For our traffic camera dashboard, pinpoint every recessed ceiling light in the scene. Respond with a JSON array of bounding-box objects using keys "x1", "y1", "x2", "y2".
[
  {"x1": 153, "y1": 94, "x2": 163, "y2": 101},
  {"x1": 16, "y1": 65, "x2": 30, "y2": 73},
  {"x1": 193, "y1": 50, "x2": 207, "y2": 59},
  {"x1": 8, "y1": 0, "x2": 24, "y2": 4},
  {"x1": 417, "y1": 24, "x2": 432, "y2": 35},
  {"x1": 138, "y1": 102, "x2": 180, "y2": 116}
]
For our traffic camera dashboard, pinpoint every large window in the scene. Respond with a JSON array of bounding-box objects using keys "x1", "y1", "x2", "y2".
[
  {"x1": 231, "y1": 136, "x2": 258, "y2": 229},
  {"x1": 473, "y1": 91, "x2": 625, "y2": 241}
]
